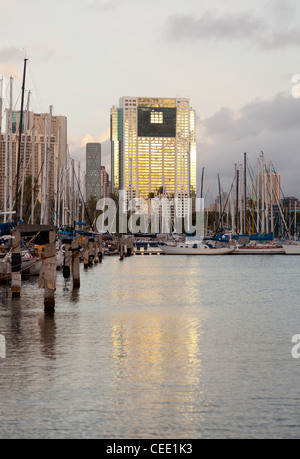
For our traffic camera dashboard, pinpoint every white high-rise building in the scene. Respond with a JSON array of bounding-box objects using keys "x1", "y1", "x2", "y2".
[{"x1": 111, "y1": 97, "x2": 196, "y2": 201}]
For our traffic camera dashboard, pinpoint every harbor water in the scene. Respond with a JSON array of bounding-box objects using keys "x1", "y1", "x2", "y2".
[{"x1": 0, "y1": 254, "x2": 300, "y2": 439}]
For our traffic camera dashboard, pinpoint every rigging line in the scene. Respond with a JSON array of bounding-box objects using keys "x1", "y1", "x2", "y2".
[
  {"x1": 22, "y1": 142, "x2": 46, "y2": 219},
  {"x1": 216, "y1": 179, "x2": 235, "y2": 231},
  {"x1": 72, "y1": 159, "x2": 93, "y2": 229},
  {"x1": 28, "y1": 63, "x2": 45, "y2": 114},
  {"x1": 272, "y1": 163, "x2": 296, "y2": 233},
  {"x1": 271, "y1": 161, "x2": 296, "y2": 234}
]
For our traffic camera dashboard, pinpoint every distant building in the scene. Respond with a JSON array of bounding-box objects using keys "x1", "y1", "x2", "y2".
[
  {"x1": 86, "y1": 143, "x2": 101, "y2": 201},
  {"x1": 101, "y1": 166, "x2": 109, "y2": 198},
  {"x1": 265, "y1": 169, "x2": 281, "y2": 208},
  {"x1": 0, "y1": 109, "x2": 67, "y2": 220},
  {"x1": 283, "y1": 196, "x2": 300, "y2": 209}
]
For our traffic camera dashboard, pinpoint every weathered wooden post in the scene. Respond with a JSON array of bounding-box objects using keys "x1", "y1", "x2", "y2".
[
  {"x1": 119, "y1": 236, "x2": 124, "y2": 261},
  {"x1": 124, "y1": 236, "x2": 128, "y2": 258},
  {"x1": 63, "y1": 238, "x2": 72, "y2": 281},
  {"x1": 71, "y1": 238, "x2": 80, "y2": 289},
  {"x1": 88, "y1": 238, "x2": 94, "y2": 266},
  {"x1": 84, "y1": 237, "x2": 89, "y2": 270},
  {"x1": 127, "y1": 237, "x2": 132, "y2": 257},
  {"x1": 99, "y1": 235, "x2": 103, "y2": 263},
  {"x1": 94, "y1": 236, "x2": 99, "y2": 264},
  {"x1": 39, "y1": 230, "x2": 56, "y2": 311},
  {"x1": 11, "y1": 228, "x2": 21, "y2": 297}
]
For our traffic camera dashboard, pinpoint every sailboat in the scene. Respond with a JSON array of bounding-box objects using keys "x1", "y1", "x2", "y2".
[{"x1": 159, "y1": 238, "x2": 235, "y2": 255}]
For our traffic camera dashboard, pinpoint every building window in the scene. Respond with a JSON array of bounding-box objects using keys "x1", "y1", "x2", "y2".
[{"x1": 150, "y1": 111, "x2": 163, "y2": 124}]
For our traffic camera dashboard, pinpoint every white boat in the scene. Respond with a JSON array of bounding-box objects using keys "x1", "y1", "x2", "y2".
[
  {"x1": 283, "y1": 243, "x2": 300, "y2": 255},
  {"x1": 56, "y1": 242, "x2": 65, "y2": 269},
  {"x1": 160, "y1": 241, "x2": 235, "y2": 255},
  {"x1": 0, "y1": 249, "x2": 40, "y2": 279}
]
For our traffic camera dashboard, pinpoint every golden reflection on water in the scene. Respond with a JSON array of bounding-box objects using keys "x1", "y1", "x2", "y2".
[
  {"x1": 105, "y1": 257, "x2": 207, "y2": 432},
  {"x1": 110, "y1": 310, "x2": 205, "y2": 431}
]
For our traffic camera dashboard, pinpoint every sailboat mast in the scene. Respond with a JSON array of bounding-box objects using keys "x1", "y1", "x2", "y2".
[
  {"x1": 200, "y1": 167, "x2": 205, "y2": 199},
  {"x1": 244, "y1": 152, "x2": 247, "y2": 234},
  {"x1": 9, "y1": 77, "x2": 13, "y2": 221},
  {"x1": 235, "y1": 167, "x2": 239, "y2": 234},
  {"x1": 217, "y1": 173, "x2": 222, "y2": 229},
  {"x1": 15, "y1": 58, "x2": 28, "y2": 220},
  {"x1": 256, "y1": 157, "x2": 260, "y2": 233},
  {"x1": 261, "y1": 152, "x2": 265, "y2": 234},
  {"x1": 4, "y1": 110, "x2": 8, "y2": 223},
  {"x1": 0, "y1": 75, "x2": 3, "y2": 153},
  {"x1": 31, "y1": 126, "x2": 36, "y2": 224},
  {"x1": 20, "y1": 90, "x2": 31, "y2": 221}
]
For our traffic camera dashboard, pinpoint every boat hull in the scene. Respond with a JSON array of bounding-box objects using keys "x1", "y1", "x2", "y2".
[
  {"x1": 283, "y1": 245, "x2": 300, "y2": 255},
  {"x1": 161, "y1": 245, "x2": 235, "y2": 255},
  {"x1": 233, "y1": 247, "x2": 285, "y2": 255}
]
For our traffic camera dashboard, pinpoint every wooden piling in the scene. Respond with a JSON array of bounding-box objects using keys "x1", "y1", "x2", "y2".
[
  {"x1": 94, "y1": 237, "x2": 99, "y2": 264},
  {"x1": 63, "y1": 238, "x2": 72, "y2": 281},
  {"x1": 124, "y1": 237, "x2": 128, "y2": 257},
  {"x1": 99, "y1": 235, "x2": 103, "y2": 263},
  {"x1": 84, "y1": 237, "x2": 89, "y2": 270},
  {"x1": 39, "y1": 230, "x2": 56, "y2": 311},
  {"x1": 11, "y1": 229, "x2": 21, "y2": 297},
  {"x1": 119, "y1": 236, "x2": 124, "y2": 261},
  {"x1": 88, "y1": 238, "x2": 94, "y2": 266},
  {"x1": 72, "y1": 239, "x2": 80, "y2": 289}
]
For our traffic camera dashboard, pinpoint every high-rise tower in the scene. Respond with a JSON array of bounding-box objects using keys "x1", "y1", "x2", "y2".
[
  {"x1": 111, "y1": 97, "x2": 196, "y2": 201},
  {"x1": 86, "y1": 142, "x2": 102, "y2": 201}
]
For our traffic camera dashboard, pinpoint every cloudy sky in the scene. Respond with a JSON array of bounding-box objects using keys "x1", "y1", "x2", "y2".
[{"x1": 0, "y1": 0, "x2": 300, "y2": 200}]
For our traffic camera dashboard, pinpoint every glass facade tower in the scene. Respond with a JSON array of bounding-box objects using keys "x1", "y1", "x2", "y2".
[
  {"x1": 86, "y1": 143, "x2": 102, "y2": 201},
  {"x1": 111, "y1": 97, "x2": 196, "y2": 201}
]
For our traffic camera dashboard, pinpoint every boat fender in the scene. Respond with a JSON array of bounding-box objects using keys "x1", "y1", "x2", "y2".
[{"x1": 62, "y1": 265, "x2": 71, "y2": 279}]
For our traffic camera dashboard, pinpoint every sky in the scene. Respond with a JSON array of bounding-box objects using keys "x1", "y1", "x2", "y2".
[{"x1": 0, "y1": 0, "x2": 300, "y2": 201}]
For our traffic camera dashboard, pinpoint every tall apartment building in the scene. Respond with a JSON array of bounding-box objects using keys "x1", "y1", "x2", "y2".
[
  {"x1": 86, "y1": 143, "x2": 101, "y2": 201},
  {"x1": 265, "y1": 170, "x2": 281, "y2": 208},
  {"x1": 111, "y1": 97, "x2": 196, "y2": 201},
  {"x1": 101, "y1": 166, "x2": 109, "y2": 198},
  {"x1": 0, "y1": 109, "x2": 67, "y2": 220}
]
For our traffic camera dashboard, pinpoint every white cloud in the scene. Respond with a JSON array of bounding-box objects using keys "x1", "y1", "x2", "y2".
[{"x1": 163, "y1": 7, "x2": 300, "y2": 50}]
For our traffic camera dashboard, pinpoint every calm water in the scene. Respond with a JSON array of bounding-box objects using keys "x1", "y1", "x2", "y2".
[{"x1": 0, "y1": 254, "x2": 300, "y2": 439}]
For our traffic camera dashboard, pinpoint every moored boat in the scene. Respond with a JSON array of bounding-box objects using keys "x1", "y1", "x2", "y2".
[
  {"x1": 232, "y1": 243, "x2": 285, "y2": 255},
  {"x1": 160, "y1": 240, "x2": 235, "y2": 255}
]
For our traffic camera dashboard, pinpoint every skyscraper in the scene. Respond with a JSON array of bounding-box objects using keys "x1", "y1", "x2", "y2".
[
  {"x1": 86, "y1": 143, "x2": 101, "y2": 201},
  {"x1": 111, "y1": 97, "x2": 196, "y2": 201},
  {"x1": 101, "y1": 165, "x2": 109, "y2": 198}
]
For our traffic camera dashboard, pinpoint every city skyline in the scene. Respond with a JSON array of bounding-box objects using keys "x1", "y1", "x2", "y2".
[{"x1": 0, "y1": 0, "x2": 300, "y2": 202}]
